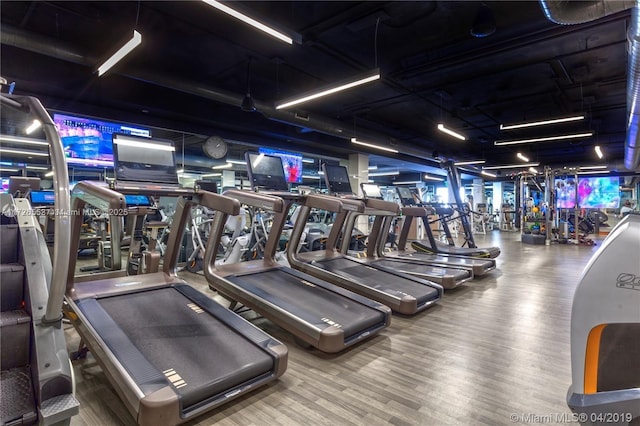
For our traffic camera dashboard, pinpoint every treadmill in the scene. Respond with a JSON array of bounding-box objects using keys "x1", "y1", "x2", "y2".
[
  {"x1": 203, "y1": 153, "x2": 390, "y2": 353},
  {"x1": 408, "y1": 199, "x2": 501, "y2": 259},
  {"x1": 387, "y1": 186, "x2": 496, "y2": 276},
  {"x1": 335, "y1": 180, "x2": 473, "y2": 290},
  {"x1": 64, "y1": 136, "x2": 287, "y2": 426},
  {"x1": 287, "y1": 167, "x2": 443, "y2": 315}
]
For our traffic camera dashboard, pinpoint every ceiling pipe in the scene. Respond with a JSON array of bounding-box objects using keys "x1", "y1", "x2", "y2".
[
  {"x1": 539, "y1": 0, "x2": 640, "y2": 171},
  {"x1": 2, "y1": 25, "x2": 438, "y2": 163}
]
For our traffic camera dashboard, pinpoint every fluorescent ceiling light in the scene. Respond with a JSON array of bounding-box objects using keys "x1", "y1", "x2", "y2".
[
  {"x1": 454, "y1": 160, "x2": 485, "y2": 166},
  {"x1": 276, "y1": 69, "x2": 380, "y2": 110},
  {"x1": 481, "y1": 170, "x2": 497, "y2": 178},
  {"x1": 97, "y1": 30, "x2": 142, "y2": 77},
  {"x1": 302, "y1": 175, "x2": 321, "y2": 180},
  {"x1": 113, "y1": 136, "x2": 175, "y2": 151},
  {"x1": 202, "y1": 0, "x2": 294, "y2": 44},
  {"x1": 437, "y1": 124, "x2": 466, "y2": 141},
  {"x1": 500, "y1": 115, "x2": 585, "y2": 130},
  {"x1": 0, "y1": 168, "x2": 19, "y2": 172},
  {"x1": 579, "y1": 165, "x2": 607, "y2": 170},
  {"x1": 318, "y1": 171, "x2": 325, "y2": 175},
  {"x1": 212, "y1": 162, "x2": 233, "y2": 169},
  {"x1": 494, "y1": 132, "x2": 593, "y2": 146},
  {"x1": 252, "y1": 153, "x2": 264, "y2": 168},
  {"x1": 424, "y1": 175, "x2": 445, "y2": 181},
  {"x1": 368, "y1": 170, "x2": 400, "y2": 177},
  {"x1": 516, "y1": 152, "x2": 529, "y2": 162},
  {"x1": 0, "y1": 148, "x2": 49, "y2": 157},
  {"x1": 351, "y1": 137, "x2": 398, "y2": 153},
  {"x1": 302, "y1": 158, "x2": 315, "y2": 164},
  {"x1": 595, "y1": 145, "x2": 603, "y2": 159},
  {"x1": 529, "y1": 167, "x2": 538, "y2": 174},
  {"x1": 227, "y1": 159, "x2": 246, "y2": 165},
  {"x1": 45, "y1": 171, "x2": 54, "y2": 177},
  {"x1": 202, "y1": 172, "x2": 222, "y2": 177},
  {"x1": 394, "y1": 180, "x2": 422, "y2": 185},
  {"x1": 483, "y1": 162, "x2": 539, "y2": 170},
  {"x1": 368, "y1": 165, "x2": 378, "y2": 170},
  {"x1": 576, "y1": 171, "x2": 610, "y2": 175},
  {"x1": 26, "y1": 165, "x2": 49, "y2": 170},
  {"x1": 24, "y1": 120, "x2": 42, "y2": 135},
  {"x1": 0, "y1": 135, "x2": 48, "y2": 146}
]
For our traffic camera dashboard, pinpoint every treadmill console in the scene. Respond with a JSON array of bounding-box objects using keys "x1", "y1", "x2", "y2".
[{"x1": 395, "y1": 187, "x2": 416, "y2": 206}]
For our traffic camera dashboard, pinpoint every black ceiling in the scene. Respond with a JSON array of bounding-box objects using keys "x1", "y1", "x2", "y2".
[{"x1": 0, "y1": 1, "x2": 634, "y2": 180}]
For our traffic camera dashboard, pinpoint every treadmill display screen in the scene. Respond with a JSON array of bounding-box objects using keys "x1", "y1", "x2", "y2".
[
  {"x1": 323, "y1": 164, "x2": 353, "y2": 195},
  {"x1": 396, "y1": 186, "x2": 414, "y2": 206},
  {"x1": 361, "y1": 183, "x2": 382, "y2": 199},
  {"x1": 124, "y1": 194, "x2": 152, "y2": 207},
  {"x1": 30, "y1": 191, "x2": 55, "y2": 205},
  {"x1": 8, "y1": 177, "x2": 40, "y2": 195},
  {"x1": 245, "y1": 153, "x2": 289, "y2": 191},
  {"x1": 113, "y1": 133, "x2": 179, "y2": 185}
]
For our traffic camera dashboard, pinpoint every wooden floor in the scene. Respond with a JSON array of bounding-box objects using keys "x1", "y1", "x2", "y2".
[{"x1": 66, "y1": 230, "x2": 604, "y2": 426}]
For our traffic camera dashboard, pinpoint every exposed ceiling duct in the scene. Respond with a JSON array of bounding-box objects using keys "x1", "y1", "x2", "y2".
[{"x1": 539, "y1": 0, "x2": 640, "y2": 171}]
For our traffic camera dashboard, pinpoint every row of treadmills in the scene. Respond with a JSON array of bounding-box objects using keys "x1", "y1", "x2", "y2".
[{"x1": 63, "y1": 138, "x2": 501, "y2": 425}]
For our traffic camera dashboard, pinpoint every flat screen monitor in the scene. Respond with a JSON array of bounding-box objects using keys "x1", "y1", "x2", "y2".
[
  {"x1": 258, "y1": 147, "x2": 303, "y2": 183},
  {"x1": 360, "y1": 183, "x2": 382, "y2": 199},
  {"x1": 8, "y1": 177, "x2": 40, "y2": 195},
  {"x1": 322, "y1": 164, "x2": 353, "y2": 195},
  {"x1": 577, "y1": 176, "x2": 620, "y2": 209},
  {"x1": 245, "y1": 152, "x2": 289, "y2": 191},
  {"x1": 124, "y1": 194, "x2": 153, "y2": 207},
  {"x1": 555, "y1": 177, "x2": 576, "y2": 209},
  {"x1": 54, "y1": 113, "x2": 150, "y2": 168},
  {"x1": 112, "y1": 133, "x2": 179, "y2": 185},
  {"x1": 396, "y1": 186, "x2": 415, "y2": 206},
  {"x1": 196, "y1": 180, "x2": 218, "y2": 193},
  {"x1": 30, "y1": 191, "x2": 55, "y2": 206}
]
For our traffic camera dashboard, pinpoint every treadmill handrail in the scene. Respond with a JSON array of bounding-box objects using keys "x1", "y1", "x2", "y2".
[
  {"x1": 1, "y1": 95, "x2": 72, "y2": 324},
  {"x1": 364, "y1": 198, "x2": 400, "y2": 214},
  {"x1": 222, "y1": 189, "x2": 285, "y2": 213},
  {"x1": 68, "y1": 181, "x2": 127, "y2": 289},
  {"x1": 308, "y1": 194, "x2": 364, "y2": 213}
]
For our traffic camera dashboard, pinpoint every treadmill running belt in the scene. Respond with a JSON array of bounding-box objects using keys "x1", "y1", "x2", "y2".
[
  {"x1": 314, "y1": 258, "x2": 440, "y2": 305},
  {"x1": 228, "y1": 269, "x2": 385, "y2": 338},
  {"x1": 372, "y1": 259, "x2": 470, "y2": 280},
  {"x1": 96, "y1": 287, "x2": 274, "y2": 409}
]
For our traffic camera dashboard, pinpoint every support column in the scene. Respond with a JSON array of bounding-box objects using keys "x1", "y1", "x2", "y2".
[
  {"x1": 344, "y1": 153, "x2": 369, "y2": 236},
  {"x1": 221, "y1": 170, "x2": 235, "y2": 191},
  {"x1": 493, "y1": 181, "x2": 504, "y2": 228}
]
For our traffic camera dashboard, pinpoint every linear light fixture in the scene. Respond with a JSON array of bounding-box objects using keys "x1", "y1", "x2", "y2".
[
  {"x1": 579, "y1": 165, "x2": 608, "y2": 170},
  {"x1": 483, "y1": 162, "x2": 540, "y2": 170},
  {"x1": 529, "y1": 167, "x2": 538, "y2": 174},
  {"x1": 368, "y1": 170, "x2": 400, "y2": 177},
  {"x1": 424, "y1": 175, "x2": 445, "y2": 181},
  {"x1": 577, "y1": 171, "x2": 610, "y2": 175},
  {"x1": 394, "y1": 180, "x2": 422, "y2": 185},
  {"x1": 494, "y1": 132, "x2": 593, "y2": 146},
  {"x1": 516, "y1": 152, "x2": 529, "y2": 162},
  {"x1": 595, "y1": 145, "x2": 603, "y2": 159},
  {"x1": 481, "y1": 170, "x2": 497, "y2": 178},
  {"x1": 45, "y1": 170, "x2": 54, "y2": 177},
  {"x1": 437, "y1": 124, "x2": 466, "y2": 141},
  {"x1": 454, "y1": 160, "x2": 485, "y2": 166},
  {"x1": 227, "y1": 159, "x2": 246, "y2": 165},
  {"x1": 0, "y1": 135, "x2": 48, "y2": 146},
  {"x1": 302, "y1": 158, "x2": 315, "y2": 164},
  {"x1": 302, "y1": 175, "x2": 321, "y2": 180},
  {"x1": 26, "y1": 165, "x2": 49, "y2": 170},
  {"x1": 500, "y1": 114, "x2": 585, "y2": 130},
  {"x1": 97, "y1": 30, "x2": 142, "y2": 77},
  {"x1": 368, "y1": 165, "x2": 378, "y2": 170},
  {"x1": 351, "y1": 138, "x2": 398, "y2": 153},
  {"x1": 0, "y1": 148, "x2": 49, "y2": 157},
  {"x1": 113, "y1": 136, "x2": 175, "y2": 151},
  {"x1": 212, "y1": 162, "x2": 233, "y2": 169},
  {"x1": 0, "y1": 168, "x2": 19, "y2": 172},
  {"x1": 276, "y1": 69, "x2": 380, "y2": 110},
  {"x1": 202, "y1": 172, "x2": 222, "y2": 178},
  {"x1": 202, "y1": 0, "x2": 294, "y2": 44},
  {"x1": 24, "y1": 120, "x2": 42, "y2": 135}
]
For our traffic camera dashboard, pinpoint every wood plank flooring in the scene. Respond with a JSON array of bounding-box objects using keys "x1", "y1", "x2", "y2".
[{"x1": 66, "y1": 230, "x2": 603, "y2": 425}]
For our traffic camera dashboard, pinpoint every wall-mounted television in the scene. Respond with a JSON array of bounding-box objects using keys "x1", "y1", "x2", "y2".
[
  {"x1": 258, "y1": 147, "x2": 302, "y2": 183},
  {"x1": 577, "y1": 176, "x2": 620, "y2": 209},
  {"x1": 555, "y1": 177, "x2": 576, "y2": 209},
  {"x1": 53, "y1": 113, "x2": 150, "y2": 168}
]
